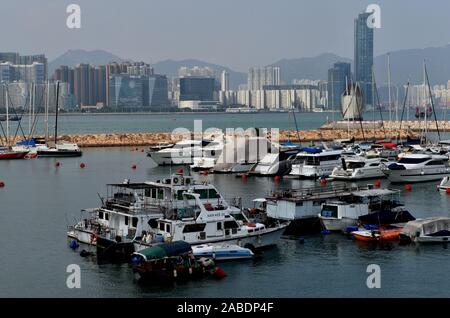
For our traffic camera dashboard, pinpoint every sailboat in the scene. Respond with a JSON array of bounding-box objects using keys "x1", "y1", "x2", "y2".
[
  {"x1": 36, "y1": 82, "x2": 82, "y2": 157},
  {"x1": 0, "y1": 85, "x2": 29, "y2": 160}
]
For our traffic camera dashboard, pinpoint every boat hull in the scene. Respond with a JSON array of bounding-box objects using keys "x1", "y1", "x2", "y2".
[
  {"x1": 134, "y1": 223, "x2": 287, "y2": 252},
  {"x1": 37, "y1": 150, "x2": 82, "y2": 157},
  {"x1": 320, "y1": 217, "x2": 358, "y2": 232},
  {"x1": 0, "y1": 151, "x2": 29, "y2": 160},
  {"x1": 385, "y1": 169, "x2": 450, "y2": 183}
]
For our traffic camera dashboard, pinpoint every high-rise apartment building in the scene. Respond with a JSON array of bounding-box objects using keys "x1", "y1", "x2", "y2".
[
  {"x1": 247, "y1": 67, "x2": 280, "y2": 91},
  {"x1": 221, "y1": 70, "x2": 229, "y2": 92}
]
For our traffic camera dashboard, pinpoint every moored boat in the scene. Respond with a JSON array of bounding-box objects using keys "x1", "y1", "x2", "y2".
[
  {"x1": 192, "y1": 243, "x2": 254, "y2": 261},
  {"x1": 400, "y1": 217, "x2": 450, "y2": 244}
]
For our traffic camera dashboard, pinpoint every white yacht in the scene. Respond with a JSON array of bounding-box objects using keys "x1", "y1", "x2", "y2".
[
  {"x1": 289, "y1": 148, "x2": 342, "y2": 178},
  {"x1": 190, "y1": 139, "x2": 225, "y2": 171},
  {"x1": 134, "y1": 192, "x2": 288, "y2": 251},
  {"x1": 382, "y1": 154, "x2": 450, "y2": 183},
  {"x1": 331, "y1": 157, "x2": 390, "y2": 180},
  {"x1": 148, "y1": 139, "x2": 213, "y2": 165}
]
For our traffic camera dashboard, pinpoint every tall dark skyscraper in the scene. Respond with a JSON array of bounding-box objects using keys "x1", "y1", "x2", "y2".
[
  {"x1": 354, "y1": 12, "x2": 374, "y2": 107},
  {"x1": 327, "y1": 62, "x2": 351, "y2": 110}
]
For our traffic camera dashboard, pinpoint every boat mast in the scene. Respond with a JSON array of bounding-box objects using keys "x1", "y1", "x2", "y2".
[
  {"x1": 6, "y1": 86, "x2": 9, "y2": 147},
  {"x1": 28, "y1": 83, "x2": 33, "y2": 137},
  {"x1": 54, "y1": 81, "x2": 60, "y2": 145},
  {"x1": 45, "y1": 81, "x2": 49, "y2": 143},
  {"x1": 387, "y1": 53, "x2": 392, "y2": 122},
  {"x1": 423, "y1": 61, "x2": 427, "y2": 142}
]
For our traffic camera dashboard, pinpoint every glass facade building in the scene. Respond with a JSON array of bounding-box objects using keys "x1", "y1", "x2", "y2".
[
  {"x1": 327, "y1": 62, "x2": 351, "y2": 110},
  {"x1": 354, "y1": 12, "x2": 374, "y2": 108},
  {"x1": 179, "y1": 77, "x2": 215, "y2": 101}
]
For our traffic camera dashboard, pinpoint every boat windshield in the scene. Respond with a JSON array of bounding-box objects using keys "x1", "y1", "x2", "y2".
[
  {"x1": 347, "y1": 162, "x2": 365, "y2": 169},
  {"x1": 398, "y1": 157, "x2": 429, "y2": 164}
]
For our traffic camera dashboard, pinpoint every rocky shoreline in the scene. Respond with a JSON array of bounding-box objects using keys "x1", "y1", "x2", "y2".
[{"x1": 5, "y1": 127, "x2": 418, "y2": 147}]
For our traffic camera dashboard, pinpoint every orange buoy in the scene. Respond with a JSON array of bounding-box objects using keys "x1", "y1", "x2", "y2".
[
  {"x1": 132, "y1": 164, "x2": 137, "y2": 170},
  {"x1": 80, "y1": 163, "x2": 86, "y2": 169},
  {"x1": 0, "y1": 181, "x2": 5, "y2": 188},
  {"x1": 374, "y1": 180, "x2": 381, "y2": 188},
  {"x1": 55, "y1": 161, "x2": 61, "y2": 167},
  {"x1": 213, "y1": 267, "x2": 227, "y2": 279},
  {"x1": 405, "y1": 184, "x2": 412, "y2": 191}
]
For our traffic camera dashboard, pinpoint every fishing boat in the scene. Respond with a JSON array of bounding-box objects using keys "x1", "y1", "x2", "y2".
[
  {"x1": 400, "y1": 217, "x2": 450, "y2": 244},
  {"x1": 265, "y1": 183, "x2": 360, "y2": 235},
  {"x1": 131, "y1": 241, "x2": 216, "y2": 282},
  {"x1": 331, "y1": 156, "x2": 390, "y2": 180},
  {"x1": 319, "y1": 188, "x2": 405, "y2": 232},
  {"x1": 289, "y1": 148, "x2": 342, "y2": 179},
  {"x1": 134, "y1": 192, "x2": 288, "y2": 252},
  {"x1": 192, "y1": 244, "x2": 254, "y2": 261},
  {"x1": 382, "y1": 154, "x2": 450, "y2": 183}
]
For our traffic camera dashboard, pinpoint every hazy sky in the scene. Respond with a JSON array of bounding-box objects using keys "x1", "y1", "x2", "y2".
[{"x1": 2, "y1": 0, "x2": 450, "y2": 71}]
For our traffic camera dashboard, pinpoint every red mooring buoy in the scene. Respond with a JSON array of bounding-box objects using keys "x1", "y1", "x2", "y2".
[
  {"x1": 0, "y1": 181, "x2": 5, "y2": 188},
  {"x1": 55, "y1": 161, "x2": 61, "y2": 167},
  {"x1": 213, "y1": 267, "x2": 227, "y2": 279},
  {"x1": 405, "y1": 184, "x2": 412, "y2": 191},
  {"x1": 80, "y1": 163, "x2": 86, "y2": 169},
  {"x1": 132, "y1": 164, "x2": 137, "y2": 170},
  {"x1": 274, "y1": 175, "x2": 280, "y2": 182},
  {"x1": 320, "y1": 178, "x2": 327, "y2": 185},
  {"x1": 446, "y1": 188, "x2": 450, "y2": 194},
  {"x1": 374, "y1": 180, "x2": 381, "y2": 188}
]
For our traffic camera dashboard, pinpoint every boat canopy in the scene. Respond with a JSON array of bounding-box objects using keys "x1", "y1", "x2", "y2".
[
  {"x1": 134, "y1": 241, "x2": 192, "y2": 261},
  {"x1": 402, "y1": 217, "x2": 450, "y2": 238},
  {"x1": 359, "y1": 210, "x2": 415, "y2": 224},
  {"x1": 301, "y1": 147, "x2": 322, "y2": 154},
  {"x1": 351, "y1": 188, "x2": 398, "y2": 198}
]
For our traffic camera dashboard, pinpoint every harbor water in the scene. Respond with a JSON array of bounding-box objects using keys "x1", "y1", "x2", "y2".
[{"x1": 1, "y1": 146, "x2": 450, "y2": 297}]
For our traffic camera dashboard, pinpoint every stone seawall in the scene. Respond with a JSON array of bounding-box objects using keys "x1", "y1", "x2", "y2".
[{"x1": 6, "y1": 128, "x2": 417, "y2": 147}]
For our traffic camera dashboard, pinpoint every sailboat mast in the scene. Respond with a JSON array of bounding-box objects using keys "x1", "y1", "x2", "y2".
[
  {"x1": 387, "y1": 53, "x2": 392, "y2": 122},
  {"x1": 6, "y1": 86, "x2": 9, "y2": 146},
  {"x1": 54, "y1": 81, "x2": 60, "y2": 144},
  {"x1": 29, "y1": 84, "x2": 33, "y2": 137},
  {"x1": 45, "y1": 81, "x2": 49, "y2": 143}
]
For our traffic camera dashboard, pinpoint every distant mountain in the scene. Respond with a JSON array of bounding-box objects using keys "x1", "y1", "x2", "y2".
[
  {"x1": 48, "y1": 49, "x2": 124, "y2": 74},
  {"x1": 269, "y1": 53, "x2": 352, "y2": 84},
  {"x1": 152, "y1": 58, "x2": 246, "y2": 90},
  {"x1": 374, "y1": 45, "x2": 450, "y2": 85}
]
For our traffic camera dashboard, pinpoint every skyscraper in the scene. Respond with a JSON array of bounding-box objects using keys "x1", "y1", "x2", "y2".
[
  {"x1": 221, "y1": 70, "x2": 229, "y2": 91},
  {"x1": 354, "y1": 12, "x2": 374, "y2": 107},
  {"x1": 327, "y1": 62, "x2": 351, "y2": 110}
]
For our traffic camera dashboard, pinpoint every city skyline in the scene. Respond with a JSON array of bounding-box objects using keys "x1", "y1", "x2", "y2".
[{"x1": 2, "y1": 1, "x2": 450, "y2": 72}]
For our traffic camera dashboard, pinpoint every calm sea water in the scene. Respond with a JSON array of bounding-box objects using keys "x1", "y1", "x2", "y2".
[
  {"x1": 1, "y1": 147, "x2": 450, "y2": 298},
  {"x1": 8, "y1": 110, "x2": 450, "y2": 136}
]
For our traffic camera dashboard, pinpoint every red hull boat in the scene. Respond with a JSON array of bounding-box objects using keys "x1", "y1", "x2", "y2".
[{"x1": 0, "y1": 150, "x2": 29, "y2": 160}]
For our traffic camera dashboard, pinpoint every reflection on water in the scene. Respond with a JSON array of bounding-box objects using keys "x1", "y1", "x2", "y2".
[{"x1": 0, "y1": 147, "x2": 450, "y2": 297}]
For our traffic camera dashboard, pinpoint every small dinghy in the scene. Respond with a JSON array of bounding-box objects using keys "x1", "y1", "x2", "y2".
[
  {"x1": 437, "y1": 176, "x2": 450, "y2": 192},
  {"x1": 352, "y1": 227, "x2": 402, "y2": 242},
  {"x1": 192, "y1": 244, "x2": 254, "y2": 261}
]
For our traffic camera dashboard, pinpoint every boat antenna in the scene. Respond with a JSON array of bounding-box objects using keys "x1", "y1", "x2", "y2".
[
  {"x1": 398, "y1": 81, "x2": 410, "y2": 143},
  {"x1": 424, "y1": 62, "x2": 441, "y2": 141}
]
